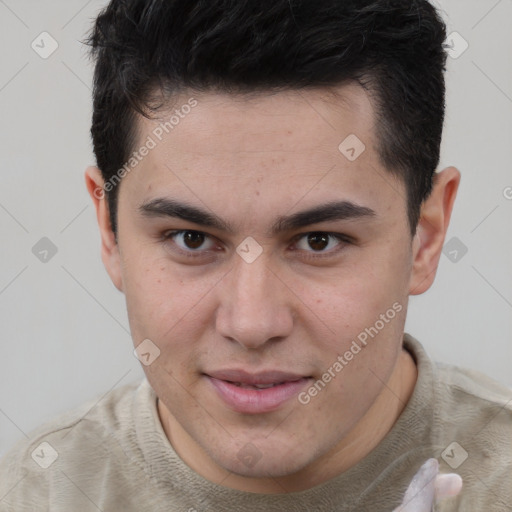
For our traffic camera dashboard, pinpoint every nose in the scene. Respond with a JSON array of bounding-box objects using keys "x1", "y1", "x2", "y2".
[{"x1": 215, "y1": 252, "x2": 294, "y2": 350}]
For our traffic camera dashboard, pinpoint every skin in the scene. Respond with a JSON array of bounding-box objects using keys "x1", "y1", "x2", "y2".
[{"x1": 85, "y1": 83, "x2": 460, "y2": 494}]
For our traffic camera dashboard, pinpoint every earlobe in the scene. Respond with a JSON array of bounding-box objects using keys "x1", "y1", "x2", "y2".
[
  {"x1": 409, "y1": 167, "x2": 461, "y2": 296},
  {"x1": 84, "y1": 166, "x2": 124, "y2": 293}
]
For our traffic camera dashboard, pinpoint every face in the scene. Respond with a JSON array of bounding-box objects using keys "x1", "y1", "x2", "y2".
[{"x1": 88, "y1": 83, "x2": 455, "y2": 489}]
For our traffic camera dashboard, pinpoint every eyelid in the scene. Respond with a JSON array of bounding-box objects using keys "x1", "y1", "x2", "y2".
[
  {"x1": 290, "y1": 232, "x2": 351, "y2": 257},
  {"x1": 162, "y1": 229, "x2": 219, "y2": 257},
  {"x1": 292, "y1": 231, "x2": 353, "y2": 244}
]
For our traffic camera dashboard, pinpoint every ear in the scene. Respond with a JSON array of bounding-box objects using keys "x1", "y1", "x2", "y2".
[
  {"x1": 84, "y1": 166, "x2": 124, "y2": 292},
  {"x1": 409, "y1": 166, "x2": 461, "y2": 295}
]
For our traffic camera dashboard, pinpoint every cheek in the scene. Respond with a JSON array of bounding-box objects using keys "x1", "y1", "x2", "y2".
[
  {"x1": 344, "y1": 243, "x2": 410, "y2": 314},
  {"x1": 313, "y1": 269, "x2": 406, "y2": 340},
  {"x1": 122, "y1": 254, "x2": 187, "y2": 339},
  {"x1": 123, "y1": 261, "x2": 208, "y2": 400},
  {"x1": 121, "y1": 253, "x2": 220, "y2": 364},
  {"x1": 298, "y1": 251, "x2": 409, "y2": 380}
]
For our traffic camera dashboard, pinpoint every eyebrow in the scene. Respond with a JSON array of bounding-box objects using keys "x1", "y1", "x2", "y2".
[{"x1": 138, "y1": 198, "x2": 376, "y2": 236}]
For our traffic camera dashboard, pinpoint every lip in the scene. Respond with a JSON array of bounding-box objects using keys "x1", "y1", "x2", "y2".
[{"x1": 205, "y1": 369, "x2": 311, "y2": 414}]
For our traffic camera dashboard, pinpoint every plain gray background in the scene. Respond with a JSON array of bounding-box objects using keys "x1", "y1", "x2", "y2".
[{"x1": 0, "y1": 0, "x2": 511, "y2": 458}]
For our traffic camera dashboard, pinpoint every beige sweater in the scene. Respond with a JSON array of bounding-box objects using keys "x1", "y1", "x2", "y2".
[{"x1": 1, "y1": 335, "x2": 511, "y2": 511}]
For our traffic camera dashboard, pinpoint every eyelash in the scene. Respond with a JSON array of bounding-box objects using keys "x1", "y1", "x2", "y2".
[{"x1": 161, "y1": 229, "x2": 352, "y2": 260}]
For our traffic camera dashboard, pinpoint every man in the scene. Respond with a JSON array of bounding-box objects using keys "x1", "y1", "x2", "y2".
[{"x1": 1, "y1": 0, "x2": 510, "y2": 510}]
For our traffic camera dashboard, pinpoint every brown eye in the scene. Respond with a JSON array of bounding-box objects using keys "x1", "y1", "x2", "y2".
[
  {"x1": 293, "y1": 231, "x2": 349, "y2": 257},
  {"x1": 307, "y1": 233, "x2": 330, "y2": 251},
  {"x1": 163, "y1": 230, "x2": 216, "y2": 253},
  {"x1": 182, "y1": 231, "x2": 206, "y2": 249}
]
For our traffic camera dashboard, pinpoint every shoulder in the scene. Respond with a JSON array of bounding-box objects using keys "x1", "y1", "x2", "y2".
[
  {"x1": 434, "y1": 358, "x2": 512, "y2": 428},
  {"x1": 0, "y1": 379, "x2": 147, "y2": 511},
  {"x1": 406, "y1": 336, "x2": 512, "y2": 512},
  {"x1": 405, "y1": 334, "x2": 512, "y2": 422}
]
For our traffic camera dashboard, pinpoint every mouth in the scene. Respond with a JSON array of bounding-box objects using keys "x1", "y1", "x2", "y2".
[
  {"x1": 204, "y1": 369, "x2": 312, "y2": 414},
  {"x1": 229, "y1": 381, "x2": 291, "y2": 389}
]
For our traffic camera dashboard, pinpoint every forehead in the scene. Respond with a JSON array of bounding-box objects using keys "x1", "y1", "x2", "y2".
[
  {"x1": 138, "y1": 83, "x2": 374, "y2": 156},
  {"x1": 120, "y1": 83, "x2": 405, "y2": 224}
]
